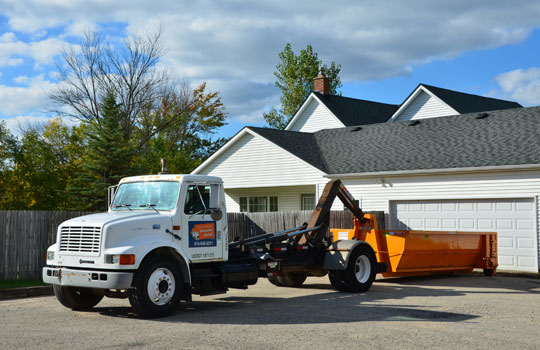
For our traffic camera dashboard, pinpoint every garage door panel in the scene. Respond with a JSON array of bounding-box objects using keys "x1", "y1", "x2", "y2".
[
  {"x1": 478, "y1": 219, "x2": 494, "y2": 230},
  {"x1": 496, "y1": 202, "x2": 513, "y2": 211},
  {"x1": 499, "y1": 255, "x2": 515, "y2": 266},
  {"x1": 442, "y1": 218, "x2": 457, "y2": 229},
  {"x1": 517, "y1": 238, "x2": 534, "y2": 249},
  {"x1": 498, "y1": 237, "x2": 514, "y2": 248},
  {"x1": 477, "y1": 202, "x2": 493, "y2": 211},
  {"x1": 517, "y1": 202, "x2": 534, "y2": 211},
  {"x1": 518, "y1": 256, "x2": 536, "y2": 268},
  {"x1": 459, "y1": 219, "x2": 475, "y2": 230},
  {"x1": 391, "y1": 198, "x2": 537, "y2": 272},
  {"x1": 425, "y1": 218, "x2": 440, "y2": 229},
  {"x1": 496, "y1": 219, "x2": 513, "y2": 230}
]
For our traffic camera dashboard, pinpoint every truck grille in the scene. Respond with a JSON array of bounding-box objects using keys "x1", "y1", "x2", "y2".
[{"x1": 59, "y1": 226, "x2": 101, "y2": 254}]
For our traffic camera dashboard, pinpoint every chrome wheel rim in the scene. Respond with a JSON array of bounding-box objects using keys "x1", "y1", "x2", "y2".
[
  {"x1": 354, "y1": 255, "x2": 371, "y2": 283},
  {"x1": 147, "y1": 267, "x2": 175, "y2": 305}
]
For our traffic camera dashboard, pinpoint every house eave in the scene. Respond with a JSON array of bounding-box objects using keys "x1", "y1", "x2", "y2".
[{"x1": 325, "y1": 164, "x2": 540, "y2": 179}]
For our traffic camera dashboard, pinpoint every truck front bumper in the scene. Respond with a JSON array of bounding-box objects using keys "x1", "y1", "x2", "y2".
[{"x1": 43, "y1": 266, "x2": 133, "y2": 289}]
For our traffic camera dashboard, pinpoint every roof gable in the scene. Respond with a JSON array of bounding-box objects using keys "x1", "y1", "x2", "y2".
[
  {"x1": 285, "y1": 95, "x2": 345, "y2": 132},
  {"x1": 286, "y1": 92, "x2": 398, "y2": 132},
  {"x1": 389, "y1": 84, "x2": 522, "y2": 122},
  {"x1": 192, "y1": 127, "x2": 327, "y2": 177},
  {"x1": 423, "y1": 84, "x2": 523, "y2": 114}
]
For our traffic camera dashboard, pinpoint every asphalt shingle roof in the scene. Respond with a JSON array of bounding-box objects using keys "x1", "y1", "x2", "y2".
[
  {"x1": 312, "y1": 92, "x2": 398, "y2": 126},
  {"x1": 421, "y1": 84, "x2": 523, "y2": 114},
  {"x1": 249, "y1": 106, "x2": 540, "y2": 174}
]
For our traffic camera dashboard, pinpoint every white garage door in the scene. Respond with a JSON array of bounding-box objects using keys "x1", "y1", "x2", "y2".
[{"x1": 390, "y1": 198, "x2": 538, "y2": 272}]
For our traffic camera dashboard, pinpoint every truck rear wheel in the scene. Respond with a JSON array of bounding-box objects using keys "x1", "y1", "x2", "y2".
[
  {"x1": 53, "y1": 285, "x2": 103, "y2": 310},
  {"x1": 128, "y1": 257, "x2": 183, "y2": 318},
  {"x1": 267, "y1": 275, "x2": 283, "y2": 286},
  {"x1": 342, "y1": 244, "x2": 377, "y2": 292},
  {"x1": 328, "y1": 270, "x2": 354, "y2": 292},
  {"x1": 277, "y1": 272, "x2": 308, "y2": 287}
]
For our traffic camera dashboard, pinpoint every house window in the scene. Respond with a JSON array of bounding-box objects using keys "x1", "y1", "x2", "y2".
[
  {"x1": 269, "y1": 196, "x2": 278, "y2": 212},
  {"x1": 239, "y1": 196, "x2": 278, "y2": 212},
  {"x1": 239, "y1": 197, "x2": 248, "y2": 212},
  {"x1": 249, "y1": 197, "x2": 267, "y2": 212},
  {"x1": 301, "y1": 194, "x2": 316, "y2": 211}
]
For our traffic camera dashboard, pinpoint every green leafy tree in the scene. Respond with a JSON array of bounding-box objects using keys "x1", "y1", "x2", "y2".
[
  {"x1": 264, "y1": 43, "x2": 342, "y2": 129},
  {"x1": 70, "y1": 92, "x2": 137, "y2": 210},
  {"x1": 0, "y1": 126, "x2": 73, "y2": 210},
  {"x1": 138, "y1": 82, "x2": 228, "y2": 173}
]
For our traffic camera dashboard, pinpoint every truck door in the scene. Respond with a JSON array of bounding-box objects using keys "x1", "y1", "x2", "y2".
[{"x1": 181, "y1": 183, "x2": 225, "y2": 262}]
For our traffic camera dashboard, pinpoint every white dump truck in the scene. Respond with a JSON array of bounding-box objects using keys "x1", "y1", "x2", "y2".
[{"x1": 43, "y1": 174, "x2": 384, "y2": 318}]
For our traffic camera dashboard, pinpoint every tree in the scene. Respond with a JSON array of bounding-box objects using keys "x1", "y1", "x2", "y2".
[
  {"x1": 70, "y1": 92, "x2": 137, "y2": 210},
  {"x1": 138, "y1": 82, "x2": 228, "y2": 174},
  {"x1": 264, "y1": 43, "x2": 342, "y2": 129},
  {"x1": 48, "y1": 30, "x2": 169, "y2": 143}
]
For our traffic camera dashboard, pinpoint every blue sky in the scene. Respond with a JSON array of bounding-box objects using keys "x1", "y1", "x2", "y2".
[{"x1": 0, "y1": 1, "x2": 539, "y2": 139}]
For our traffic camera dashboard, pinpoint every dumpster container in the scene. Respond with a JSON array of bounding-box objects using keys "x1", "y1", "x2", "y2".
[{"x1": 331, "y1": 214, "x2": 497, "y2": 277}]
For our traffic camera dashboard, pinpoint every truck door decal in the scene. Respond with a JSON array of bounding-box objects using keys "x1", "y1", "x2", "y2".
[{"x1": 188, "y1": 221, "x2": 216, "y2": 248}]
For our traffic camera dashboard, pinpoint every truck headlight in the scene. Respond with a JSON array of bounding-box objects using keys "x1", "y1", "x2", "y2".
[
  {"x1": 106, "y1": 254, "x2": 135, "y2": 265},
  {"x1": 47, "y1": 251, "x2": 54, "y2": 261}
]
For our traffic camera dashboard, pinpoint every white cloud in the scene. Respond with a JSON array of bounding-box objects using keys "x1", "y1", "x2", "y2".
[
  {"x1": 492, "y1": 67, "x2": 540, "y2": 106},
  {"x1": 1, "y1": 0, "x2": 540, "y2": 122},
  {"x1": 0, "y1": 74, "x2": 59, "y2": 116},
  {"x1": 0, "y1": 32, "x2": 66, "y2": 68}
]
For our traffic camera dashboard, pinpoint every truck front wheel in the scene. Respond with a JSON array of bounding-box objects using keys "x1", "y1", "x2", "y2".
[
  {"x1": 53, "y1": 285, "x2": 104, "y2": 310},
  {"x1": 128, "y1": 257, "x2": 183, "y2": 318}
]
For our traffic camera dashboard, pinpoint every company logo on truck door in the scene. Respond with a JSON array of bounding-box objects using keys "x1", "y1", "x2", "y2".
[{"x1": 188, "y1": 221, "x2": 216, "y2": 248}]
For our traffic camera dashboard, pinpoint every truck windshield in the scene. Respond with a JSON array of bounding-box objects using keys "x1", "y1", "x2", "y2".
[{"x1": 111, "y1": 181, "x2": 180, "y2": 211}]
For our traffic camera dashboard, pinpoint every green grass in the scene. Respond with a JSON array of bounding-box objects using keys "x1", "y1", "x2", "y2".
[{"x1": 0, "y1": 279, "x2": 48, "y2": 290}]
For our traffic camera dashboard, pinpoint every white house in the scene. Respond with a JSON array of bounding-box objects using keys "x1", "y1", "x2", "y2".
[{"x1": 193, "y1": 79, "x2": 539, "y2": 273}]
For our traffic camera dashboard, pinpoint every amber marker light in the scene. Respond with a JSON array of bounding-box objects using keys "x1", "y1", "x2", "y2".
[{"x1": 109, "y1": 254, "x2": 136, "y2": 265}]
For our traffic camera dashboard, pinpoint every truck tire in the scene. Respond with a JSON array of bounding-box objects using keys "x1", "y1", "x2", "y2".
[
  {"x1": 277, "y1": 272, "x2": 308, "y2": 287},
  {"x1": 340, "y1": 244, "x2": 377, "y2": 293},
  {"x1": 53, "y1": 285, "x2": 103, "y2": 310},
  {"x1": 328, "y1": 270, "x2": 354, "y2": 292},
  {"x1": 267, "y1": 275, "x2": 283, "y2": 286},
  {"x1": 128, "y1": 256, "x2": 183, "y2": 318}
]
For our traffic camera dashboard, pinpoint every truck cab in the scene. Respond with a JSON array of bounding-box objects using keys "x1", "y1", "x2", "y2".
[{"x1": 43, "y1": 174, "x2": 250, "y2": 317}]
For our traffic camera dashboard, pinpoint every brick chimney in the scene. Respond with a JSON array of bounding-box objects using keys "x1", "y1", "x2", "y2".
[{"x1": 314, "y1": 71, "x2": 330, "y2": 95}]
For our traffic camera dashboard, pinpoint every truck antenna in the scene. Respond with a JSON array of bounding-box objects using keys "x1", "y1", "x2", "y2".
[{"x1": 159, "y1": 158, "x2": 169, "y2": 174}]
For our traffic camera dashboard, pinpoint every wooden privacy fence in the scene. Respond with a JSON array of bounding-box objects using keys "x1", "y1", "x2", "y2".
[
  {"x1": 0, "y1": 210, "x2": 384, "y2": 281},
  {"x1": 0, "y1": 211, "x2": 94, "y2": 281}
]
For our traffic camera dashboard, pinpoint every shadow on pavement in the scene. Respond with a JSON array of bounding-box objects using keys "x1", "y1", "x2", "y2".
[{"x1": 90, "y1": 280, "x2": 479, "y2": 323}]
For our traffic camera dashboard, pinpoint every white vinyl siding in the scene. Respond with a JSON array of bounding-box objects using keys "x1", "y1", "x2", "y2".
[
  {"x1": 197, "y1": 132, "x2": 325, "y2": 189},
  {"x1": 391, "y1": 198, "x2": 537, "y2": 272},
  {"x1": 287, "y1": 98, "x2": 344, "y2": 132},
  {"x1": 393, "y1": 90, "x2": 457, "y2": 122},
  {"x1": 225, "y1": 185, "x2": 316, "y2": 212}
]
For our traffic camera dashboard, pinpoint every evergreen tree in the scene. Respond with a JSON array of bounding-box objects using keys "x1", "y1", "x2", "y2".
[{"x1": 71, "y1": 92, "x2": 136, "y2": 210}]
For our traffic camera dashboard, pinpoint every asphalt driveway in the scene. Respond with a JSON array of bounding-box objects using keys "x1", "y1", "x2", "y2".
[{"x1": 1, "y1": 274, "x2": 540, "y2": 349}]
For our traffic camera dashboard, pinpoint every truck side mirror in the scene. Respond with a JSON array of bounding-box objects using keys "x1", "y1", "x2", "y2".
[
  {"x1": 108, "y1": 185, "x2": 118, "y2": 209},
  {"x1": 209, "y1": 184, "x2": 220, "y2": 209}
]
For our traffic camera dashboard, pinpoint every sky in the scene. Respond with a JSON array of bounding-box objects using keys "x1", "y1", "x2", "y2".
[{"x1": 0, "y1": 0, "x2": 540, "y2": 139}]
